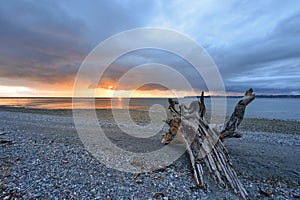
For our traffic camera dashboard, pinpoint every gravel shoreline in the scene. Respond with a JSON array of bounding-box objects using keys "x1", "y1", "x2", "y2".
[{"x1": 1, "y1": 107, "x2": 300, "y2": 199}]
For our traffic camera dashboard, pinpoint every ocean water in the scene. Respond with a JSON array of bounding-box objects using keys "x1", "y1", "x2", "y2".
[{"x1": 0, "y1": 97, "x2": 299, "y2": 121}]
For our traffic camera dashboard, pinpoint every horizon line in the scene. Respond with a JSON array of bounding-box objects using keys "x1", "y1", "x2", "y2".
[{"x1": 1, "y1": 94, "x2": 300, "y2": 98}]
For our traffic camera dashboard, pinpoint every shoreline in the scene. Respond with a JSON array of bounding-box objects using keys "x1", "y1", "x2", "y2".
[
  {"x1": 1, "y1": 106, "x2": 300, "y2": 135},
  {"x1": 1, "y1": 107, "x2": 300, "y2": 199}
]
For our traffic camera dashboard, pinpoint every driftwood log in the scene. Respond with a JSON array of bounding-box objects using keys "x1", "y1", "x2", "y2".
[
  {"x1": 162, "y1": 88, "x2": 255, "y2": 199},
  {"x1": 220, "y1": 88, "x2": 255, "y2": 140}
]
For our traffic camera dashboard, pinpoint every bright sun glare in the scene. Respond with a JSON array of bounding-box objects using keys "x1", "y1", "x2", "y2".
[{"x1": 108, "y1": 85, "x2": 113, "y2": 90}]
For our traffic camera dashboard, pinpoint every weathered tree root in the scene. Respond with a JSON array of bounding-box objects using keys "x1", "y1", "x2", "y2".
[{"x1": 162, "y1": 89, "x2": 255, "y2": 200}]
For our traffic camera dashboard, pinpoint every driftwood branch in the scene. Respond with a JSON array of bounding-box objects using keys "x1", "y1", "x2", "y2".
[
  {"x1": 162, "y1": 89, "x2": 255, "y2": 199},
  {"x1": 220, "y1": 88, "x2": 255, "y2": 140}
]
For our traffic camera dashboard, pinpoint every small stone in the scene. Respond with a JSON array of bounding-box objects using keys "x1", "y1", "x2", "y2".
[
  {"x1": 135, "y1": 179, "x2": 143, "y2": 184},
  {"x1": 159, "y1": 175, "x2": 165, "y2": 179},
  {"x1": 3, "y1": 196, "x2": 10, "y2": 200},
  {"x1": 91, "y1": 188, "x2": 96, "y2": 193},
  {"x1": 153, "y1": 192, "x2": 165, "y2": 198},
  {"x1": 259, "y1": 187, "x2": 273, "y2": 197},
  {"x1": 62, "y1": 160, "x2": 69, "y2": 164}
]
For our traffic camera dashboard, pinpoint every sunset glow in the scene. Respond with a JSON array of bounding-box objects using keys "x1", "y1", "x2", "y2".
[
  {"x1": 0, "y1": 85, "x2": 33, "y2": 97},
  {"x1": 108, "y1": 85, "x2": 114, "y2": 90}
]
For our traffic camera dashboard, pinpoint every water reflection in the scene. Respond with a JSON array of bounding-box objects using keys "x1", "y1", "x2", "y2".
[
  {"x1": 0, "y1": 97, "x2": 168, "y2": 110},
  {"x1": 1, "y1": 97, "x2": 300, "y2": 121}
]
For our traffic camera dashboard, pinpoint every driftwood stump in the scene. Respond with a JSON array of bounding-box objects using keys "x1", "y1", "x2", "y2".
[{"x1": 162, "y1": 88, "x2": 255, "y2": 199}]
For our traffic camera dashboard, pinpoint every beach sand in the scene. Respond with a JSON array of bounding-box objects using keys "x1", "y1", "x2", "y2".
[{"x1": 1, "y1": 107, "x2": 299, "y2": 199}]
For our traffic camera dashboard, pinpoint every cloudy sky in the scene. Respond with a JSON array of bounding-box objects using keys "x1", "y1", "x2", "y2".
[{"x1": 0, "y1": 0, "x2": 299, "y2": 97}]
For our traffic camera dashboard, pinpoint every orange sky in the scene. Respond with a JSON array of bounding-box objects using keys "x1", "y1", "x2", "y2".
[
  {"x1": 0, "y1": 83, "x2": 237, "y2": 98},
  {"x1": 0, "y1": 83, "x2": 197, "y2": 97},
  {"x1": 0, "y1": 76, "x2": 244, "y2": 97}
]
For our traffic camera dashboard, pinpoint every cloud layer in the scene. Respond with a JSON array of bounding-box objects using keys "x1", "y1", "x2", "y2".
[{"x1": 0, "y1": 0, "x2": 299, "y2": 96}]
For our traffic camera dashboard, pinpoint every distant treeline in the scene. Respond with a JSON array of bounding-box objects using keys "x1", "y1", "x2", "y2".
[{"x1": 184, "y1": 95, "x2": 300, "y2": 98}]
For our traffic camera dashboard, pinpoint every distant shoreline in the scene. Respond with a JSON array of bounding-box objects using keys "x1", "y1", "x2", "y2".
[
  {"x1": 1, "y1": 95, "x2": 300, "y2": 99},
  {"x1": 0, "y1": 106, "x2": 300, "y2": 135},
  {"x1": 1, "y1": 97, "x2": 300, "y2": 121},
  {"x1": 184, "y1": 95, "x2": 300, "y2": 98}
]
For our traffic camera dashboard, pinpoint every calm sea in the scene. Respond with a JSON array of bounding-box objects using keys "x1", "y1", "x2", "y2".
[{"x1": 0, "y1": 97, "x2": 299, "y2": 121}]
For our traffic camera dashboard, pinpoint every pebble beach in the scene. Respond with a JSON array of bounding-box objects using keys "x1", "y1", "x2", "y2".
[{"x1": 1, "y1": 107, "x2": 300, "y2": 199}]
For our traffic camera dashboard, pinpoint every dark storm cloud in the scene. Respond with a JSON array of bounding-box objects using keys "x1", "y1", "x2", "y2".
[
  {"x1": 97, "y1": 49, "x2": 208, "y2": 92},
  {"x1": 95, "y1": 0, "x2": 300, "y2": 95},
  {"x1": 207, "y1": 8, "x2": 300, "y2": 94},
  {"x1": 0, "y1": 0, "x2": 156, "y2": 87},
  {"x1": 60, "y1": 0, "x2": 157, "y2": 45},
  {"x1": 0, "y1": 0, "x2": 88, "y2": 84},
  {"x1": 1, "y1": 0, "x2": 299, "y2": 95}
]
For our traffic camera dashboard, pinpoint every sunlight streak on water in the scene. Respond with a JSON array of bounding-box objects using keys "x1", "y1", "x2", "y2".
[{"x1": 0, "y1": 97, "x2": 299, "y2": 121}]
